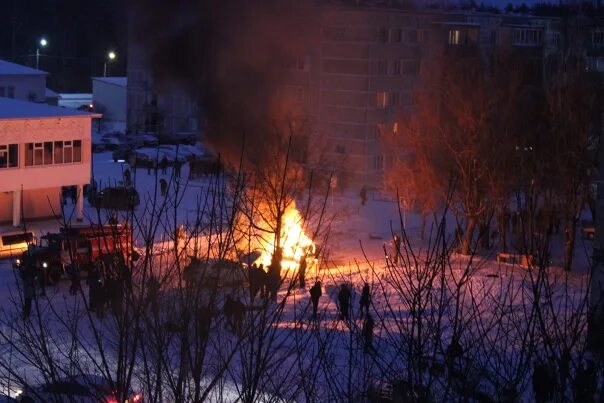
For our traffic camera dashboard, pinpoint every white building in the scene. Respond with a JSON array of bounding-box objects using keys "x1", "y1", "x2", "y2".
[
  {"x1": 92, "y1": 77, "x2": 127, "y2": 122},
  {"x1": 0, "y1": 59, "x2": 47, "y2": 103},
  {"x1": 0, "y1": 97, "x2": 100, "y2": 226}
]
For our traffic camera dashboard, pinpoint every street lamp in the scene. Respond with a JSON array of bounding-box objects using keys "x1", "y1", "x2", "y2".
[
  {"x1": 35, "y1": 38, "x2": 47, "y2": 70},
  {"x1": 103, "y1": 50, "x2": 117, "y2": 77}
]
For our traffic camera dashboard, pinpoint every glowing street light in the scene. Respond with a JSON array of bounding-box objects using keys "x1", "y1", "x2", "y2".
[
  {"x1": 36, "y1": 38, "x2": 48, "y2": 70},
  {"x1": 103, "y1": 50, "x2": 117, "y2": 77}
]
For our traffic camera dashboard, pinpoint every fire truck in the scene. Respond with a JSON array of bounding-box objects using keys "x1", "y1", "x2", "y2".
[{"x1": 13, "y1": 224, "x2": 135, "y2": 284}]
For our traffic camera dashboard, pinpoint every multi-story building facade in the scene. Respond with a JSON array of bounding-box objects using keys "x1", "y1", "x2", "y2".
[
  {"x1": 281, "y1": 6, "x2": 577, "y2": 188},
  {"x1": 127, "y1": 3, "x2": 603, "y2": 187},
  {"x1": 0, "y1": 97, "x2": 98, "y2": 226}
]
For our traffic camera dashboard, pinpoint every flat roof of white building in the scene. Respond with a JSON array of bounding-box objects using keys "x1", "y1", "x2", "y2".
[
  {"x1": 0, "y1": 59, "x2": 47, "y2": 76},
  {"x1": 0, "y1": 97, "x2": 101, "y2": 120},
  {"x1": 92, "y1": 77, "x2": 127, "y2": 87}
]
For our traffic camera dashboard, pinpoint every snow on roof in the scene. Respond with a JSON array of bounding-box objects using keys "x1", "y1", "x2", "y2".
[
  {"x1": 0, "y1": 59, "x2": 47, "y2": 76},
  {"x1": 0, "y1": 97, "x2": 101, "y2": 120},
  {"x1": 92, "y1": 77, "x2": 127, "y2": 87}
]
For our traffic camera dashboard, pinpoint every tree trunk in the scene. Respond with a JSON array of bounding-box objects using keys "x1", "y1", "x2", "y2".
[
  {"x1": 498, "y1": 210, "x2": 508, "y2": 253},
  {"x1": 420, "y1": 212, "x2": 427, "y2": 240},
  {"x1": 563, "y1": 219, "x2": 576, "y2": 272},
  {"x1": 461, "y1": 217, "x2": 477, "y2": 256}
]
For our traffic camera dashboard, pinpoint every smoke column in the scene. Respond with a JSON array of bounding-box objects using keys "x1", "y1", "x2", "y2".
[{"x1": 132, "y1": 0, "x2": 318, "y2": 165}]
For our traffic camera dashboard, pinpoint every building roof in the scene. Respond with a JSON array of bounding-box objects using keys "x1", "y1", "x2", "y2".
[
  {"x1": 0, "y1": 97, "x2": 101, "y2": 120},
  {"x1": 92, "y1": 77, "x2": 127, "y2": 87},
  {"x1": 0, "y1": 59, "x2": 47, "y2": 76},
  {"x1": 45, "y1": 88, "x2": 60, "y2": 98}
]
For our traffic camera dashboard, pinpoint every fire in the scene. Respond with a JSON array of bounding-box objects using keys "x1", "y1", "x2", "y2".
[{"x1": 255, "y1": 203, "x2": 315, "y2": 270}]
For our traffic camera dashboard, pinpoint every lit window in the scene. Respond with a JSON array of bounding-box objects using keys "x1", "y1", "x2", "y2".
[
  {"x1": 393, "y1": 122, "x2": 399, "y2": 134},
  {"x1": 376, "y1": 91, "x2": 388, "y2": 108},
  {"x1": 449, "y1": 30, "x2": 461, "y2": 45}
]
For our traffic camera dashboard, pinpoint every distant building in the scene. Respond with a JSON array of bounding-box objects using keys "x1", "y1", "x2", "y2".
[
  {"x1": 0, "y1": 97, "x2": 100, "y2": 226},
  {"x1": 0, "y1": 59, "x2": 47, "y2": 103},
  {"x1": 127, "y1": 39, "x2": 198, "y2": 136},
  {"x1": 92, "y1": 77, "x2": 127, "y2": 122},
  {"x1": 58, "y1": 93, "x2": 93, "y2": 110}
]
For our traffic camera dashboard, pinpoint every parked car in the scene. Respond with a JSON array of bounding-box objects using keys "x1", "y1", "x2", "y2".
[
  {"x1": 125, "y1": 133, "x2": 159, "y2": 148},
  {"x1": 111, "y1": 144, "x2": 135, "y2": 162},
  {"x1": 89, "y1": 187, "x2": 140, "y2": 210},
  {"x1": 183, "y1": 258, "x2": 248, "y2": 288},
  {"x1": 19, "y1": 374, "x2": 142, "y2": 403}
]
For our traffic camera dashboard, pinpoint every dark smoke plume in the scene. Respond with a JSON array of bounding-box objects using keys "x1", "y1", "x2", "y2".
[{"x1": 132, "y1": 0, "x2": 319, "y2": 166}]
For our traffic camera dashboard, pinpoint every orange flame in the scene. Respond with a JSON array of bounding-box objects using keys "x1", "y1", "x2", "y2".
[{"x1": 255, "y1": 203, "x2": 315, "y2": 270}]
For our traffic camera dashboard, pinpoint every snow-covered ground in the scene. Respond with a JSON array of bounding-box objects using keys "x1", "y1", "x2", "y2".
[{"x1": 0, "y1": 152, "x2": 594, "y2": 401}]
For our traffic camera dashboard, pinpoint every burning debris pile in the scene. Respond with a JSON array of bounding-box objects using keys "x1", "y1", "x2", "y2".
[{"x1": 252, "y1": 202, "x2": 315, "y2": 271}]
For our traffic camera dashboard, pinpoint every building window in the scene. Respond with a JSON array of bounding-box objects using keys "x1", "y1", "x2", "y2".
[
  {"x1": 286, "y1": 54, "x2": 310, "y2": 71},
  {"x1": 379, "y1": 27, "x2": 389, "y2": 43},
  {"x1": 388, "y1": 92, "x2": 400, "y2": 107},
  {"x1": 392, "y1": 60, "x2": 401, "y2": 75},
  {"x1": 374, "y1": 155, "x2": 384, "y2": 171},
  {"x1": 0, "y1": 144, "x2": 18, "y2": 168},
  {"x1": 512, "y1": 29, "x2": 543, "y2": 46},
  {"x1": 593, "y1": 30, "x2": 604, "y2": 47},
  {"x1": 0, "y1": 87, "x2": 5, "y2": 97},
  {"x1": 25, "y1": 140, "x2": 82, "y2": 166},
  {"x1": 406, "y1": 30, "x2": 418, "y2": 44},
  {"x1": 402, "y1": 60, "x2": 420, "y2": 75},
  {"x1": 376, "y1": 91, "x2": 388, "y2": 108},
  {"x1": 392, "y1": 28, "x2": 403, "y2": 43},
  {"x1": 7, "y1": 86, "x2": 14, "y2": 99},
  {"x1": 449, "y1": 29, "x2": 461, "y2": 45},
  {"x1": 28, "y1": 92, "x2": 36, "y2": 102},
  {"x1": 336, "y1": 145, "x2": 346, "y2": 154},
  {"x1": 377, "y1": 60, "x2": 388, "y2": 75}
]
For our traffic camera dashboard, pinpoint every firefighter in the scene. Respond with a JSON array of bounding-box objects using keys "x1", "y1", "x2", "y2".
[
  {"x1": 363, "y1": 313, "x2": 375, "y2": 353},
  {"x1": 298, "y1": 256, "x2": 307, "y2": 288},
  {"x1": 338, "y1": 283, "x2": 351, "y2": 321},
  {"x1": 359, "y1": 282, "x2": 371, "y2": 316},
  {"x1": 22, "y1": 278, "x2": 35, "y2": 320},
  {"x1": 68, "y1": 256, "x2": 81, "y2": 295},
  {"x1": 160, "y1": 155, "x2": 168, "y2": 175}
]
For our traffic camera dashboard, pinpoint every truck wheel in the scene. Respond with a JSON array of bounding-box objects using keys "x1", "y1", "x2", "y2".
[{"x1": 47, "y1": 264, "x2": 63, "y2": 285}]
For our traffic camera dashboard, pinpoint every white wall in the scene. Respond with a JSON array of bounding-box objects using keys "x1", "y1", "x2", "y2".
[
  {"x1": 0, "y1": 117, "x2": 92, "y2": 194},
  {"x1": 93, "y1": 80, "x2": 126, "y2": 122},
  {"x1": 0, "y1": 75, "x2": 46, "y2": 103}
]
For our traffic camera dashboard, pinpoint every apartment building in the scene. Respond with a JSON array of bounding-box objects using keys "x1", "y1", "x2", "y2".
[
  {"x1": 127, "y1": 3, "x2": 603, "y2": 187},
  {"x1": 281, "y1": 6, "x2": 576, "y2": 187},
  {"x1": 0, "y1": 97, "x2": 99, "y2": 226}
]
